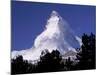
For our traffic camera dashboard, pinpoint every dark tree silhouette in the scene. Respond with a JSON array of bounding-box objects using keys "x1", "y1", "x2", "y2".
[
  {"x1": 11, "y1": 55, "x2": 36, "y2": 74},
  {"x1": 37, "y1": 50, "x2": 64, "y2": 72},
  {"x1": 76, "y1": 33, "x2": 96, "y2": 70},
  {"x1": 11, "y1": 33, "x2": 96, "y2": 74},
  {"x1": 11, "y1": 50, "x2": 64, "y2": 74},
  {"x1": 65, "y1": 57, "x2": 73, "y2": 70}
]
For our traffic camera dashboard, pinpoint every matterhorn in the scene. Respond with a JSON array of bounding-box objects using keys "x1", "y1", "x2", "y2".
[{"x1": 12, "y1": 11, "x2": 82, "y2": 62}]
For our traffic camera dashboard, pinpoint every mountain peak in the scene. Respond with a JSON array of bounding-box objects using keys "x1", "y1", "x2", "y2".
[
  {"x1": 51, "y1": 10, "x2": 59, "y2": 17},
  {"x1": 12, "y1": 11, "x2": 82, "y2": 61}
]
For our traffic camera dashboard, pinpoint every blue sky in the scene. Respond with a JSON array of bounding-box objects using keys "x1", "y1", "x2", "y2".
[{"x1": 12, "y1": 1, "x2": 96, "y2": 50}]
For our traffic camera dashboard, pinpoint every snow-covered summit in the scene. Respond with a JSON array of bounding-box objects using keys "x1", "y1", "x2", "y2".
[
  {"x1": 12, "y1": 10, "x2": 82, "y2": 62},
  {"x1": 50, "y1": 10, "x2": 59, "y2": 17}
]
